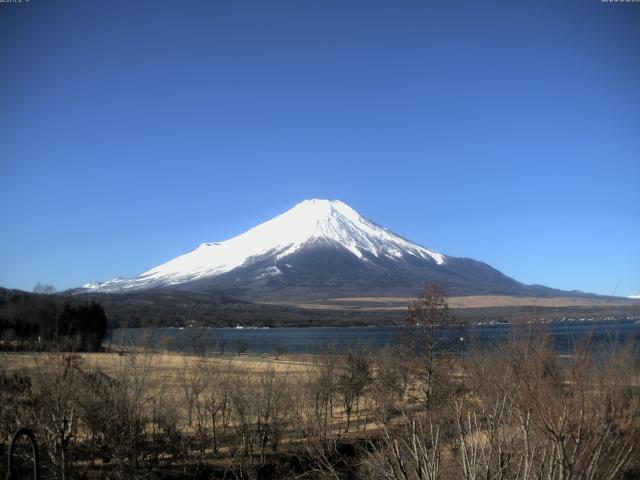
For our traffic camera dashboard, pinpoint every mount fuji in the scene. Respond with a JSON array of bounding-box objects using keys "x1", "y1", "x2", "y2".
[{"x1": 79, "y1": 199, "x2": 570, "y2": 300}]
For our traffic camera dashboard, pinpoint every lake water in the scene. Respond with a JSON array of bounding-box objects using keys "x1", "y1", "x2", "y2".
[{"x1": 107, "y1": 318, "x2": 640, "y2": 355}]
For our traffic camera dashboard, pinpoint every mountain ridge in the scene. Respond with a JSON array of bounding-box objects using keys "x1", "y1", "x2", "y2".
[{"x1": 77, "y1": 199, "x2": 596, "y2": 301}]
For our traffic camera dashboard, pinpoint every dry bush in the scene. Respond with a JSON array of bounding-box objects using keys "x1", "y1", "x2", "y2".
[
  {"x1": 363, "y1": 412, "x2": 442, "y2": 480},
  {"x1": 230, "y1": 366, "x2": 296, "y2": 466},
  {"x1": 364, "y1": 326, "x2": 639, "y2": 480},
  {"x1": 31, "y1": 355, "x2": 85, "y2": 480},
  {"x1": 0, "y1": 368, "x2": 34, "y2": 444},
  {"x1": 458, "y1": 332, "x2": 640, "y2": 480}
]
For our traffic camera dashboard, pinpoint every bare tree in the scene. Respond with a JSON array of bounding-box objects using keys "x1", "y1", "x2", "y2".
[
  {"x1": 337, "y1": 351, "x2": 371, "y2": 433},
  {"x1": 178, "y1": 357, "x2": 206, "y2": 428},
  {"x1": 306, "y1": 353, "x2": 339, "y2": 438},
  {"x1": 400, "y1": 283, "x2": 454, "y2": 409},
  {"x1": 203, "y1": 357, "x2": 234, "y2": 454},
  {"x1": 371, "y1": 345, "x2": 407, "y2": 423},
  {"x1": 255, "y1": 367, "x2": 292, "y2": 461},
  {"x1": 33, "y1": 282, "x2": 57, "y2": 294}
]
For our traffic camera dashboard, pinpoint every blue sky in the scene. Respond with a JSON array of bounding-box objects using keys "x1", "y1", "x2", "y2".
[{"x1": 1, "y1": 0, "x2": 638, "y2": 296}]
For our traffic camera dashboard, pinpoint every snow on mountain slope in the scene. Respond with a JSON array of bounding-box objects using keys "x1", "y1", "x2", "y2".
[{"x1": 82, "y1": 199, "x2": 446, "y2": 293}]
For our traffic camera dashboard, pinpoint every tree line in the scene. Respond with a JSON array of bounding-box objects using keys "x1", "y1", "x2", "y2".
[{"x1": 0, "y1": 291, "x2": 108, "y2": 351}]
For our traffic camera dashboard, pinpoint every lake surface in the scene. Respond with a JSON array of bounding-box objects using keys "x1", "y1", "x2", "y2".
[{"x1": 107, "y1": 318, "x2": 640, "y2": 355}]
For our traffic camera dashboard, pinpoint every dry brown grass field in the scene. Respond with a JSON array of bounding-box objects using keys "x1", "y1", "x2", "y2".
[
  {"x1": 0, "y1": 351, "x2": 320, "y2": 376},
  {"x1": 284, "y1": 295, "x2": 640, "y2": 310}
]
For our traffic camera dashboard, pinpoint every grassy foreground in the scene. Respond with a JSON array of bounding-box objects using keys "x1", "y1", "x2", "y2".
[{"x1": 2, "y1": 329, "x2": 640, "y2": 480}]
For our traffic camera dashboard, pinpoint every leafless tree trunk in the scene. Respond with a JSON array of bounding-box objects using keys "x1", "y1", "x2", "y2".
[
  {"x1": 399, "y1": 283, "x2": 454, "y2": 409},
  {"x1": 337, "y1": 351, "x2": 371, "y2": 433}
]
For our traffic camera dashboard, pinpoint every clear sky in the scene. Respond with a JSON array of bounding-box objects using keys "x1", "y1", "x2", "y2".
[{"x1": 1, "y1": 0, "x2": 638, "y2": 296}]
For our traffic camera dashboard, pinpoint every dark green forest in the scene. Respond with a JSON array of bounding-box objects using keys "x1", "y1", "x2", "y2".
[{"x1": 0, "y1": 291, "x2": 107, "y2": 351}]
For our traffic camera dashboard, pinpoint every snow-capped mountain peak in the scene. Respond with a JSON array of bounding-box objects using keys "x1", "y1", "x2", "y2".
[{"x1": 82, "y1": 199, "x2": 446, "y2": 293}]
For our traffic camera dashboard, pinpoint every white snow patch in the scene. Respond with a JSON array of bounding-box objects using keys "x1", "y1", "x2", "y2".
[{"x1": 255, "y1": 266, "x2": 282, "y2": 280}]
